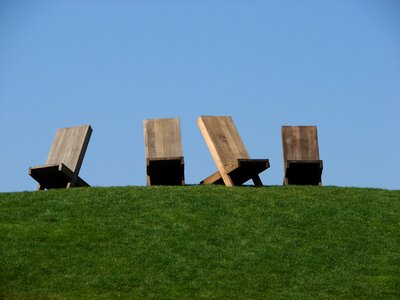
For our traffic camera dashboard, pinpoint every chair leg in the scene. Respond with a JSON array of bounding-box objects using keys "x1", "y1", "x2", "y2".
[
  {"x1": 283, "y1": 177, "x2": 289, "y2": 186},
  {"x1": 66, "y1": 182, "x2": 75, "y2": 188},
  {"x1": 252, "y1": 175, "x2": 263, "y2": 187},
  {"x1": 221, "y1": 174, "x2": 235, "y2": 187}
]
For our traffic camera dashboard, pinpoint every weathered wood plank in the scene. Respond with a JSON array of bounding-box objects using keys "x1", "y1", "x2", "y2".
[
  {"x1": 200, "y1": 170, "x2": 224, "y2": 185},
  {"x1": 144, "y1": 118, "x2": 182, "y2": 160},
  {"x1": 46, "y1": 125, "x2": 92, "y2": 174},
  {"x1": 282, "y1": 126, "x2": 319, "y2": 163},
  {"x1": 198, "y1": 116, "x2": 249, "y2": 166}
]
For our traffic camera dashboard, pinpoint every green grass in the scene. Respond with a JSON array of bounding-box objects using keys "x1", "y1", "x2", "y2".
[{"x1": 1, "y1": 186, "x2": 399, "y2": 299}]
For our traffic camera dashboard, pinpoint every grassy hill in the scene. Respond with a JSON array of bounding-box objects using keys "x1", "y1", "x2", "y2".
[{"x1": 1, "y1": 186, "x2": 399, "y2": 299}]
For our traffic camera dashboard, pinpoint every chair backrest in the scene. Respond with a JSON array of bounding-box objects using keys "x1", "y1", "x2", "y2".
[
  {"x1": 198, "y1": 116, "x2": 250, "y2": 167},
  {"x1": 144, "y1": 118, "x2": 183, "y2": 160},
  {"x1": 46, "y1": 125, "x2": 92, "y2": 174},
  {"x1": 282, "y1": 126, "x2": 320, "y2": 161}
]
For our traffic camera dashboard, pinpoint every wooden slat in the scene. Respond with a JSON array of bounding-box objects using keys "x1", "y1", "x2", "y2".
[
  {"x1": 198, "y1": 116, "x2": 238, "y2": 186},
  {"x1": 198, "y1": 116, "x2": 249, "y2": 166},
  {"x1": 46, "y1": 125, "x2": 92, "y2": 174},
  {"x1": 200, "y1": 170, "x2": 224, "y2": 185},
  {"x1": 199, "y1": 163, "x2": 239, "y2": 185},
  {"x1": 144, "y1": 118, "x2": 183, "y2": 160},
  {"x1": 282, "y1": 126, "x2": 319, "y2": 164}
]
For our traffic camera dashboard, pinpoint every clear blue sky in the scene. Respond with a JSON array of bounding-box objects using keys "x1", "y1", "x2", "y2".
[{"x1": 1, "y1": 0, "x2": 399, "y2": 192}]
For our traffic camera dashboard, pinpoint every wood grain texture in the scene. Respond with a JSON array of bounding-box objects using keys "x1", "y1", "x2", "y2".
[
  {"x1": 282, "y1": 126, "x2": 319, "y2": 162},
  {"x1": 28, "y1": 125, "x2": 92, "y2": 190},
  {"x1": 198, "y1": 116, "x2": 249, "y2": 166},
  {"x1": 144, "y1": 118, "x2": 183, "y2": 160},
  {"x1": 46, "y1": 125, "x2": 92, "y2": 174},
  {"x1": 281, "y1": 126, "x2": 322, "y2": 185},
  {"x1": 143, "y1": 118, "x2": 184, "y2": 185},
  {"x1": 198, "y1": 116, "x2": 269, "y2": 187}
]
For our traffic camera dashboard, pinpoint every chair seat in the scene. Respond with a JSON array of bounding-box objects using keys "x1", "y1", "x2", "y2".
[
  {"x1": 29, "y1": 163, "x2": 89, "y2": 189},
  {"x1": 147, "y1": 157, "x2": 184, "y2": 185},
  {"x1": 285, "y1": 160, "x2": 323, "y2": 185}
]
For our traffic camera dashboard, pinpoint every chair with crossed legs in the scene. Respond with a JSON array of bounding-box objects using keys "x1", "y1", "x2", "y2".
[
  {"x1": 198, "y1": 116, "x2": 270, "y2": 187},
  {"x1": 29, "y1": 125, "x2": 92, "y2": 190}
]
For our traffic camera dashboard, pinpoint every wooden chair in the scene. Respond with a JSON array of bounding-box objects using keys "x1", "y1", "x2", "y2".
[
  {"x1": 198, "y1": 116, "x2": 270, "y2": 187},
  {"x1": 29, "y1": 125, "x2": 92, "y2": 190},
  {"x1": 282, "y1": 126, "x2": 323, "y2": 185},
  {"x1": 144, "y1": 118, "x2": 185, "y2": 185}
]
